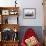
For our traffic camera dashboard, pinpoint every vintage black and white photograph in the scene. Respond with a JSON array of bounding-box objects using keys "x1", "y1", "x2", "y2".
[{"x1": 23, "y1": 8, "x2": 36, "y2": 19}]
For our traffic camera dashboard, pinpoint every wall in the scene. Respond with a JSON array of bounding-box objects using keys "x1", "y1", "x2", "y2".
[
  {"x1": 17, "y1": 0, "x2": 44, "y2": 26},
  {"x1": 0, "y1": 0, "x2": 44, "y2": 26},
  {"x1": 0, "y1": 0, "x2": 15, "y2": 7}
]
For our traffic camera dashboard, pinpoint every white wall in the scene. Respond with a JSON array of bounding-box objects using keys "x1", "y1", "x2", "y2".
[
  {"x1": 0, "y1": 0, "x2": 15, "y2": 7},
  {"x1": 0, "y1": 0, "x2": 44, "y2": 26},
  {"x1": 17, "y1": 0, "x2": 44, "y2": 26}
]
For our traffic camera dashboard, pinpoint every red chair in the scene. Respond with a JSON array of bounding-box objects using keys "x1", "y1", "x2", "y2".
[{"x1": 21, "y1": 28, "x2": 41, "y2": 46}]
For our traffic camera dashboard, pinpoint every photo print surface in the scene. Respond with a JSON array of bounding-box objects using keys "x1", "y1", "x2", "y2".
[{"x1": 23, "y1": 8, "x2": 36, "y2": 19}]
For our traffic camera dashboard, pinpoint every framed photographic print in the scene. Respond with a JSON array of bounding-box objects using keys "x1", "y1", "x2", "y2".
[
  {"x1": 9, "y1": 10, "x2": 18, "y2": 15},
  {"x1": 23, "y1": 8, "x2": 36, "y2": 19},
  {"x1": 8, "y1": 16, "x2": 18, "y2": 24},
  {"x1": 2, "y1": 16, "x2": 8, "y2": 24},
  {"x1": 2, "y1": 10, "x2": 9, "y2": 15}
]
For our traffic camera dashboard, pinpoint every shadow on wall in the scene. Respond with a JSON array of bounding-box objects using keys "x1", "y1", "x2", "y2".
[{"x1": 18, "y1": 26, "x2": 44, "y2": 44}]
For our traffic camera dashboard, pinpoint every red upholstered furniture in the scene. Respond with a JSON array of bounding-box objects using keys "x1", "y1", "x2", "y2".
[{"x1": 21, "y1": 28, "x2": 41, "y2": 46}]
